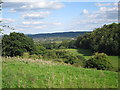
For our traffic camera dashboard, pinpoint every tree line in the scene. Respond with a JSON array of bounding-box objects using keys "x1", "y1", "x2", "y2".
[{"x1": 75, "y1": 23, "x2": 119, "y2": 55}]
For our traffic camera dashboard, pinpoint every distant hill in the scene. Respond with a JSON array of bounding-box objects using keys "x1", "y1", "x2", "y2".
[{"x1": 27, "y1": 31, "x2": 90, "y2": 38}]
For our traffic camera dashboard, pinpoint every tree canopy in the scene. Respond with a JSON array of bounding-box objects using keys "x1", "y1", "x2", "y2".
[
  {"x1": 76, "y1": 23, "x2": 119, "y2": 55},
  {"x1": 2, "y1": 32, "x2": 36, "y2": 57}
]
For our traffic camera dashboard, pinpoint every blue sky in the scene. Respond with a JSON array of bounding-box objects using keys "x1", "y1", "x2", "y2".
[{"x1": 1, "y1": 1, "x2": 118, "y2": 34}]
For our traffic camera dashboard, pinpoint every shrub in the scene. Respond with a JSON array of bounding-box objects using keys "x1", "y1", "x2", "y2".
[
  {"x1": 64, "y1": 54, "x2": 77, "y2": 64},
  {"x1": 29, "y1": 54, "x2": 39, "y2": 59},
  {"x1": 35, "y1": 45, "x2": 47, "y2": 55},
  {"x1": 42, "y1": 49, "x2": 86, "y2": 67},
  {"x1": 76, "y1": 55, "x2": 86, "y2": 67},
  {"x1": 29, "y1": 54, "x2": 39, "y2": 60},
  {"x1": 38, "y1": 55, "x2": 43, "y2": 59},
  {"x1": 85, "y1": 53, "x2": 113, "y2": 71},
  {"x1": 64, "y1": 54, "x2": 86, "y2": 67},
  {"x1": 22, "y1": 52, "x2": 30, "y2": 59},
  {"x1": 53, "y1": 59, "x2": 63, "y2": 63},
  {"x1": 45, "y1": 50, "x2": 57, "y2": 59},
  {"x1": 59, "y1": 46, "x2": 66, "y2": 49}
]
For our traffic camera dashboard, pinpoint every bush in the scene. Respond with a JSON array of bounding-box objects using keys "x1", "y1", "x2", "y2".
[
  {"x1": 76, "y1": 55, "x2": 86, "y2": 67},
  {"x1": 53, "y1": 59, "x2": 63, "y2": 63},
  {"x1": 85, "y1": 53, "x2": 113, "y2": 71},
  {"x1": 37, "y1": 55, "x2": 43, "y2": 59},
  {"x1": 63, "y1": 54, "x2": 86, "y2": 67},
  {"x1": 29, "y1": 54, "x2": 39, "y2": 60},
  {"x1": 64, "y1": 54, "x2": 78, "y2": 64},
  {"x1": 42, "y1": 49, "x2": 86, "y2": 67},
  {"x1": 45, "y1": 50, "x2": 57, "y2": 59},
  {"x1": 35, "y1": 45, "x2": 47, "y2": 55},
  {"x1": 22, "y1": 52, "x2": 30, "y2": 59}
]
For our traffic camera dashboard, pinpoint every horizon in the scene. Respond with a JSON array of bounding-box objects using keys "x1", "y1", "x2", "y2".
[
  {"x1": 0, "y1": 30, "x2": 91, "y2": 36},
  {"x1": 1, "y1": 0, "x2": 118, "y2": 34},
  {"x1": 26, "y1": 30, "x2": 91, "y2": 35}
]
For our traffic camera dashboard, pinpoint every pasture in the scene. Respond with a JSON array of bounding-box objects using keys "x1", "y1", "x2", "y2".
[{"x1": 2, "y1": 57, "x2": 118, "y2": 88}]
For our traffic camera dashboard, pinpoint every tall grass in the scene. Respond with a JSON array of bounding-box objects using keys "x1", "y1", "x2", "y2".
[{"x1": 2, "y1": 57, "x2": 118, "y2": 88}]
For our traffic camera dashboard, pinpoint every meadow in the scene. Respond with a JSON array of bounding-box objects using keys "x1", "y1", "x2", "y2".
[{"x1": 2, "y1": 57, "x2": 118, "y2": 88}]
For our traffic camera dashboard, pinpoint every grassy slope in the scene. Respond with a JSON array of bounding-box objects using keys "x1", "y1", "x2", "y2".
[
  {"x1": 2, "y1": 58, "x2": 118, "y2": 88},
  {"x1": 64, "y1": 49, "x2": 119, "y2": 70}
]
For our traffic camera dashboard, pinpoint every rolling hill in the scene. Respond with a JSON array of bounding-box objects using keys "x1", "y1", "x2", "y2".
[
  {"x1": 27, "y1": 31, "x2": 90, "y2": 38},
  {"x1": 2, "y1": 57, "x2": 118, "y2": 88}
]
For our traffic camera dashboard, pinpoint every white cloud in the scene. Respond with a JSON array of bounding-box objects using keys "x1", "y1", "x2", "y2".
[
  {"x1": 22, "y1": 11, "x2": 51, "y2": 19},
  {"x1": 3, "y1": 0, "x2": 27, "y2": 2},
  {"x1": 3, "y1": 1, "x2": 64, "y2": 12},
  {"x1": 3, "y1": 0, "x2": 118, "y2": 2},
  {"x1": 27, "y1": 1, "x2": 64, "y2": 9},
  {"x1": 9, "y1": 8, "x2": 16, "y2": 12},
  {"x1": 73, "y1": 3, "x2": 118, "y2": 31},
  {"x1": 52, "y1": 22, "x2": 62, "y2": 25},
  {"x1": 3, "y1": 0, "x2": 50, "y2": 2},
  {"x1": 22, "y1": 21, "x2": 44, "y2": 25},
  {"x1": 35, "y1": 25, "x2": 47, "y2": 29},
  {"x1": 95, "y1": 3, "x2": 112, "y2": 7},
  {"x1": 87, "y1": 5, "x2": 118, "y2": 20},
  {"x1": 16, "y1": 21, "x2": 63, "y2": 34},
  {"x1": 3, "y1": 2, "x2": 25, "y2": 8},
  {"x1": 99, "y1": 7, "x2": 118, "y2": 12},
  {"x1": 0, "y1": 18, "x2": 16, "y2": 24},
  {"x1": 82, "y1": 9, "x2": 89, "y2": 14},
  {"x1": 71, "y1": 18, "x2": 117, "y2": 31},
  {"x1": 95, "y1": 2, "x2": 118, "y2": 7},
  {"x1": 76, "y1": 18, "x2": 117, "y2": 25},
  {"x1": 22, "y1": 20, "x2": 62, "y2": 26}
]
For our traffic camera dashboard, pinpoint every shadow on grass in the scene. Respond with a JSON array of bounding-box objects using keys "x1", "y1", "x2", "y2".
[{"x1": 77, "y1": 48, "x2": 93, "y2": 56}]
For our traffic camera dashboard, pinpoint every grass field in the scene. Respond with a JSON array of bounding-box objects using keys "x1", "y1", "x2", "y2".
[
  {"x1": 63, "y1": 48, "x2": 92, "y2": 56},
  {"x1": 2, "y1": 57, "x2": 118, "y2": 88}
]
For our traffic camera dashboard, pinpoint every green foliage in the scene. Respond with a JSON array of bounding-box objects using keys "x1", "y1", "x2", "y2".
[
  {"x1": 76, "y1": 23, "x2": 119, "y2": 55},
  {"x1": 60, "y1": 40, "x2": 70, "y2": 48},
  {"x1": 59, "y1": 40, "x2": 76, "y2": 49},
  {"x1": 68, "y1": 40, "x2": 76, "y2": 48},
  {"x1": 22, "y1": 52, "x2": 30, "y2": 59},
  {"x1": 35, "y1": 45, "x2": 47, "y2": 55},
  {"x1": 2, "y1": 32, "x2": 36, "y2": 57},
  {"x1": 59, "y1": 46, "x2": 66, "y2": 49},
  {"x1": 40, "y1": 39, "x2": 76, "y2": 50},
  {"x1": 44, "y1": 50, "x2": 57, "y2": 59},
  {"x1": 29, "y1": 54, "x2": 39, "y2": 60},
  {"x1": 64, "y1": 54, "x2": 85, "y2": 67},
  {"x1": 62, "y1": 49, "x2": 119, "y2": 72},
  {"x1": 0, "y1": 28, "x2": 3, "y2": 34},
  {"x1": 43, "y1": 42, "x2": 60, "y2": 49},
  {"x1": 85, "y1": 53, "x2": 113, "y2": 71},
  {"x1": 33, "y1": 37, "x2": 71, "y2": 45},
  {"x1": 43, "y1": 49, "x2": 86, "y2": 67},
  {"x1": 22, "y1": 52, "x2": 42, "y2": 60}
]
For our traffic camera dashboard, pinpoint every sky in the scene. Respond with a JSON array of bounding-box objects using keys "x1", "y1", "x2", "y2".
[{"x1": 0, "y1": 0, "x2": 118, "y2": 34}]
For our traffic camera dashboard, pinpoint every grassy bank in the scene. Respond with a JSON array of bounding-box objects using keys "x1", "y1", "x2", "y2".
[{"x1": 2, "y1": 57, "x2": 118, "y2": 88}]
